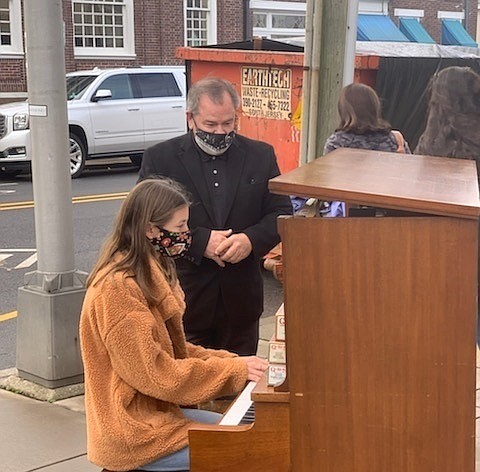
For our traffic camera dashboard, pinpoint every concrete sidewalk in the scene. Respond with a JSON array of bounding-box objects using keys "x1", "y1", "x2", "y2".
[
  {"x1": 1, "y1": 314, "x2": 480, "y2": 472},
  {"x1": 0, "y1": 386, "x2": 95, "y2": 472}
]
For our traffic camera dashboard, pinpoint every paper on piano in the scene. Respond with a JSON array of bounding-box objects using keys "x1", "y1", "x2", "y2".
[
  {"x1": 219, "y1": 381, "x2": 257, "y2": 426},
  {"x1": 275, "y1": 313, "x2": 285, "y2": 341},
  {"x1": 267, "y1": 364, "x2": 287, "y2": 386},
  {"x1": 268, "y1": 341, "x2": 286, "y2": 364}
]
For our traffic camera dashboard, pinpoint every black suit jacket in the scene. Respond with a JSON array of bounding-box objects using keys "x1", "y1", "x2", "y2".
[{"x1": 138, "y1": 132, "x2": 292, "y2": 331}]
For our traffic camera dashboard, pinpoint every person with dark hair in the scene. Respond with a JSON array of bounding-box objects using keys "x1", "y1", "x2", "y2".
[
  {"x1": 415, "y1": 66, "x2": 480, "y2": 177},
  {"x1": 415, "y1": 66, "x2": 480, "y2": 346},
  {"x1": 138, "y1": 77, "x2": 292, "y2": 356},
  {"x1": 80, "y1": 178, "x2": 268, "y2": 472},
  {"x1": 324, "y1": 82, "x2": 411, "y2": 155}
]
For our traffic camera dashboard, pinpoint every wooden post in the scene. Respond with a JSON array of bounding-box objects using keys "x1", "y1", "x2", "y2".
[{"x1": 302, "y1": 0, "x2": 349, "y2": 163}]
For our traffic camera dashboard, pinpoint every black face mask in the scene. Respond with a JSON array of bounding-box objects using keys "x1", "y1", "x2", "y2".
[
  {"x1": 193, "y1": 127, "x2": 235, "y2": 156},
  {"x1": 147, "y1": 228, "x2": 192, "y2": 259}
]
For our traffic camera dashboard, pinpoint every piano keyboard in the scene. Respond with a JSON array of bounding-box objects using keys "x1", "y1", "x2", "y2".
[
  {"x1": 188, "y1": 373, "x2": 291, "y2": 472},
  {"x1": 219, "y1": 380, "x2": 257, "y2": 426}
]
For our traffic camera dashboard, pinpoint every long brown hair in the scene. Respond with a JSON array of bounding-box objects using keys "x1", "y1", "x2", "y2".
[
  {"x1": 337, "y1": 82, "x2": 391, "y2": 134},
  {"x1": 415, "y1": 66, "x2": 480, "y2": 174},
  {"x1": 86, "y1": 178, "x2": 191, "y2": 306}
]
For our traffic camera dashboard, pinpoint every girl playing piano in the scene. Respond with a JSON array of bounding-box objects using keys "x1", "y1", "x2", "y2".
[{"x1": 80, "y1": 178, "x2": 268, "y2": 472}]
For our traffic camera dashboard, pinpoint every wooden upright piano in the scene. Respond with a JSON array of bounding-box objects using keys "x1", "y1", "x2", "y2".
[{"x1": 189, "y1": 148, "x2": 480, "y2": 472}]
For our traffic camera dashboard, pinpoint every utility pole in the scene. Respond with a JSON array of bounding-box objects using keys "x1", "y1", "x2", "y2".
[
  {"x1": 300, "y1": 0, "x2": 355, "y2": 163},
  {"x1": 344, "y1": 0, "x2": 359, "y2": 86},
  {"x1": 16, "y1": 0, "x2": 86, "y2": 389},
  {"x1": 463, "y1": 0, "x2": 469, "y2": 31}
]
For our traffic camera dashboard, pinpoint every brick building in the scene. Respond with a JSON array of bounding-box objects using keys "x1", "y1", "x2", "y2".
[
  {"x1": 0, "y1": 0, "x2": 247, "y2": 102},
  {"x1": 0, "y1": 0, "x2": 478, "y2": 102}
]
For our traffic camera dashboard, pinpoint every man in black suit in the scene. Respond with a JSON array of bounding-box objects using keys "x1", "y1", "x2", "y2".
[{"x1": 138, "y1": 77, "x2": 292, "y2": 355}]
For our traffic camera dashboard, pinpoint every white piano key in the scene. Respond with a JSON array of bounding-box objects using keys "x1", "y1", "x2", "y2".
[{"x1": 219, "y1": 380, "x2": 257, "y2": 426}]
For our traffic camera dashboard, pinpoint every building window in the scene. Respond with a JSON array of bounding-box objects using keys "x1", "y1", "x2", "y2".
[
  {"x1": 72, "y1": 0, "x2": 135, "y2": 57},
  {"x1": 358, "y1": 0, "x2": 388, "y2": 15},
  {"x1": 253, "y1": 13, "x2": 267, "y2": 28},
  {"x1": 185, "y1": 0, "x2": 217, "y2": 46},
  {"x1": 0, "y1": 0, "x2": 11, "y2": 46},
  {"x1": 0, "y1": 0, "x2": 22, "y2": 55},
  {"x1": 251, "y1": 1, "x2": 306, "y2": 39},
  {"x1": 272, "y1": 14, "x2": 305, "y2": 30}
]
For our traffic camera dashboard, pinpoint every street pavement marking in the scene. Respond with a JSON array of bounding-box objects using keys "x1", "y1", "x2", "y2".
[
  {"x1": 14, "y1": 252, "x2": 37, "y2": 269},
  {"x1": 0, "y1": 311, "x2": 17, "y2": 322},
  {"x1": 0, "y1": 191, "x2": 129, "y2": 211},
  {"x1": 0, "y1": 248, "x2": 36, "y2": 252},
  {"x1": 0, "y1": 250, "x2": 37, "y2": 269},
  {"x1": 0, "y1": 253, "x2": 12, "y2": 263},
  {"x1": 72, "y1": 192, "x2": 129, "y2": 201}
]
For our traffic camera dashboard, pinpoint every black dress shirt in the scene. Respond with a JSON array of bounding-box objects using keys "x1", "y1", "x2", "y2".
[{"x1": 195, "y1": 145, "x2": 229, "y2": 228}]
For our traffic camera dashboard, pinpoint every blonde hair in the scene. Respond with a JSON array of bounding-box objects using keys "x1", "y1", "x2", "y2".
[
  {"x1": 87, "y1": 178, "x2": 191, "y2": 306},
  {"x1": 337, "y1": 82, "x2": 391, "y2": 134}
]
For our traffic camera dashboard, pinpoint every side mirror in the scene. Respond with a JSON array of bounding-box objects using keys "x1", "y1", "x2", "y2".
[{"x1": 92, "y1": 89, "x2": 112, "y2": 102}]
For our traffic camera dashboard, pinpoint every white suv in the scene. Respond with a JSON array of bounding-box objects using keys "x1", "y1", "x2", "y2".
[{"x1": 0, "y1": 66, "x2": 187, "y2": 178}]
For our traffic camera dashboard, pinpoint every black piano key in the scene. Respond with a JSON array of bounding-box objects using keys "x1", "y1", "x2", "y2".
[{"x1": 239, "y1": 402, "x2": 255, "y2": 424}]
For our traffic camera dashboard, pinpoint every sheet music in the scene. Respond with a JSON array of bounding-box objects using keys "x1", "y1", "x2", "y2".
[{"x1": 219, "y1": 380, "x2": 257, "y2": 426}]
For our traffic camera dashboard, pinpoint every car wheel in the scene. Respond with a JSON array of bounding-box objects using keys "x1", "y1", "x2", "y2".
[
  {"x1": 69, "y1": 133, "x2": 87, "y2": 178},
  {"x1": 130, "y1": 154, "x2": 142, "y2": 168}
]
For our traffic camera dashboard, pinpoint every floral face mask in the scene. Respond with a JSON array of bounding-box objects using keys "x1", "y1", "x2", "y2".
[{"x1": 148, "y1": 228, "x2": 192, "y2": 259}]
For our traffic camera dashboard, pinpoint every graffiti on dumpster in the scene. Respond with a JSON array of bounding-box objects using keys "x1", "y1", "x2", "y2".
[{"x1": 241, "y1": 67, "x2": 292, "y2": 120}]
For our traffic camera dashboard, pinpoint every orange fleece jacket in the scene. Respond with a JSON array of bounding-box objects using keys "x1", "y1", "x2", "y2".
[{"x1": 80, "y1": 258, "x2": 248, "y2": 471}]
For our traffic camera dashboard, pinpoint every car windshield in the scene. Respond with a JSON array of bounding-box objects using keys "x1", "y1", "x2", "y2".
[{"x1": 66, "y1": 75, "x2": 97, "y2": 100}]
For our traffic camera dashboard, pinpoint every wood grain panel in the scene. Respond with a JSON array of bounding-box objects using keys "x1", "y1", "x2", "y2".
[
  {"x1": 280, "y1": 216, "x2": 477, "y2": 472},
  {"x1": 189, "y1": 402, "x2": 290, "y2": 472}
]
